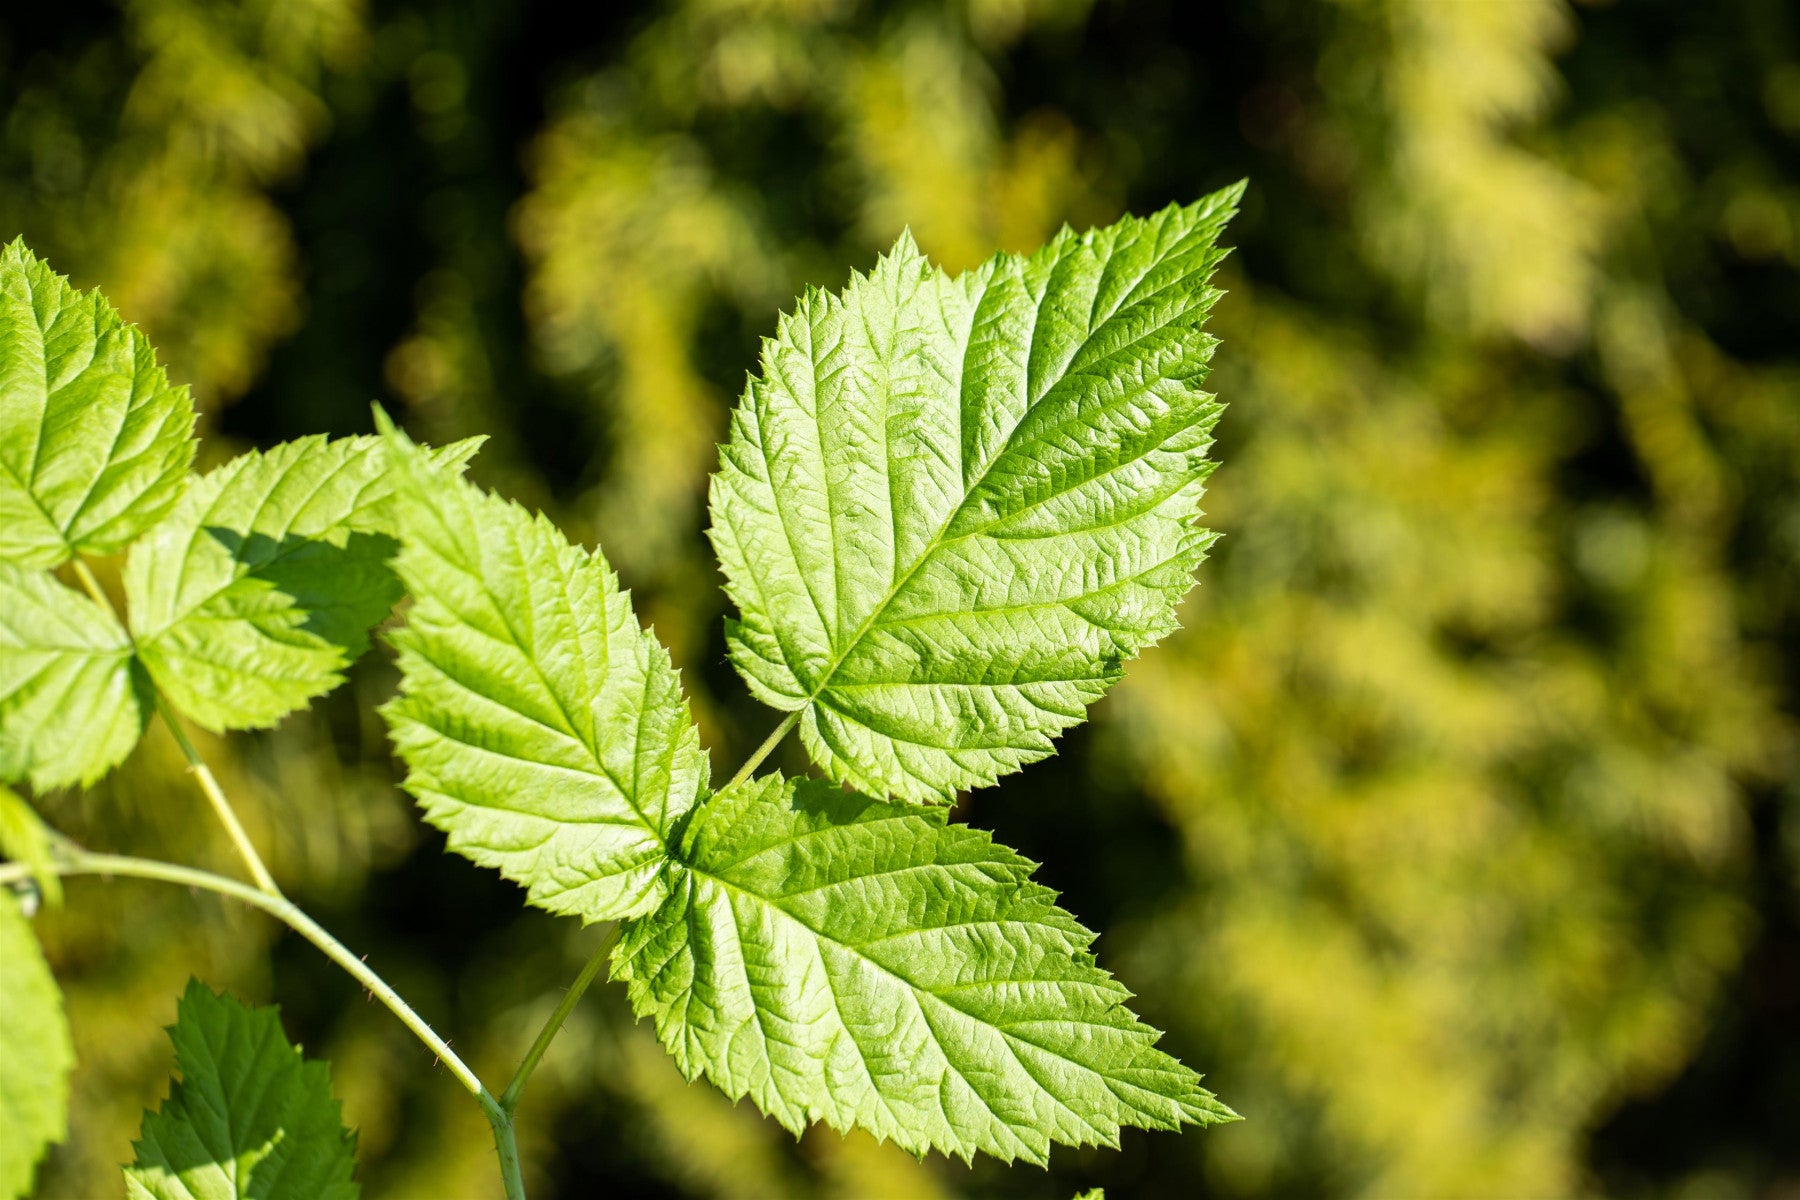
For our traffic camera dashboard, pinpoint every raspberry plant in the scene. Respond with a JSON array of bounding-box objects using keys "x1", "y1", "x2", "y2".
[{"x1": 0, "y1": 184, "x2": 1242, "y2": 1198}]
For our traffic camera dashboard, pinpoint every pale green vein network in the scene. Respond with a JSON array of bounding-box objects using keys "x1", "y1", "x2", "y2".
[
  {"x1": 0, "y1": 562, "x2": 145, "y2": 790},
  {"x1": 124, "y1": 981, "x2": 358, "y2": 1200},
  {"x1": 615, "y1": 774, "x2": 1236, "y2": 1165},
  {"x1": 378, "y1": 412, "x2": 708, "y2": 924},
  {"x1": 0, "y1": 890, "x2": 73, "y2": 1200},
  {"x1": 710, "y1": 187, "x2": 1241, "y2": 803},
  {"x1": 0, "y1": 239, "x2": 195, "y2": 568}
]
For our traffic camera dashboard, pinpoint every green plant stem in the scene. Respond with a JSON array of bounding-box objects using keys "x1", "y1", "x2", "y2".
[
  {"x1": 0, "y1": 850, "x2": 487, "y2": 1097},
  {"x1": 500, "y1": 923, "x2": 619, "y2": 1115},
  {"x1": 725, "y1": 710, "x2": 799, "y2": 792},
  {"x1": 152, "y1": 693, "x2": 281, "y2": 897},
  {"x1": 5, "y1": 854, "x2": 532, "y2": 1197},
  {"x1": 481, "y1": 1091, "x2": 528, "y2": 1199}
]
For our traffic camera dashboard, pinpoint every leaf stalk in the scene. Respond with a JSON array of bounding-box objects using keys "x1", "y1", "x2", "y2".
[
  {"x1": 152, "y1": 693, "x2": 282, "y2": 897},
  {"x1": 500, "y1": 923, "x2": 619, "y2": 1116},
  {"x1": 724, "y1": 710, "x2": 799, "y2": 792},
  {"x1": 68, "y1": 558, "x2": 111, "y2": 610}
]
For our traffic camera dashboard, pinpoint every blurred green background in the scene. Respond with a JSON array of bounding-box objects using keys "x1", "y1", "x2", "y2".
[{"x1": 4, "y1": 0, "x2": 1799, "y2": 1196}]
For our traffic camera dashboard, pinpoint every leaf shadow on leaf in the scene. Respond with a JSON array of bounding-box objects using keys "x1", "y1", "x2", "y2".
[
  {"x1": 125, "y1": 652, "x2": 158, "y2": 729},
  {"x1": 200, "y1": 525, "x2": 404, "y2": 656},
  {"x1": 787, "y1": 778, "x2": 915, "y2": 826}
]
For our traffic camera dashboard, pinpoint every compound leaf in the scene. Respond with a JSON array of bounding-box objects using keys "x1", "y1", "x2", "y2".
[
  {"x1": 378, "y1": 412, "x2": 706, "y2": 924},
  {"x1": 0, "y1": 562, "x2": 146, "y2": 790},
  {"x1": 125, "y1": 981, "x2": 357, "y2": 1200},
  {"x1": 0, "y1": 888, "x2": 75, "y2": 1200},
  {"x1": 615, "y1": 774, "x2": 1235, "y2": 1164},
  {"x1": 125, "y1": 434, "x2": 478, "y2": 732},
  {"x1": 0, "y1": 239, "x2": 195, "y2": 568}
]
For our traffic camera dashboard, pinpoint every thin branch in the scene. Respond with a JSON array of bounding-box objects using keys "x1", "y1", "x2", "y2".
[{"x1": 0, "y1": 851, "x2": 487, "y2": 1099}]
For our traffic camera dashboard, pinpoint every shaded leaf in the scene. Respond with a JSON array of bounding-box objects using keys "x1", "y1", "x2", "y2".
[
  {"x1": 125, "y1": 981, "x2": 357, "y2": 1200},
  {"x1": 125, "y1": 434, "x2": 478, "y2": 732}
]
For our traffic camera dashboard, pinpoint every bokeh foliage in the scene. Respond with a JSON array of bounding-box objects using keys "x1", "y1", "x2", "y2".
[{"x1": 2, "y1": 0, "x2": 1797, "y2": 1196}]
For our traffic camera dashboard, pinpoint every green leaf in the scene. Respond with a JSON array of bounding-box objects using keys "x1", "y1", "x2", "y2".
[
  {"x1": 0, "y1": 888, "x2": 75, "y2": 1200},
  {"x1": 710, "y1": 190, "x2": 1239, "y2": 804},
  {"x1": 377, "y1": 412, "x2": 707, "y2": 923},
  {"x1": 0, "y1": 239, "x2": 196, "y2": 568},
  {"x1": 615, "y1": 774, "x2": 1236, "y2": 1164},
  {"x1": 125, "y1": 981, "x2": 358, "y2": 1200},
  {"x1": 125, "y1": 434, "x2": 478, "y2": 732},
  {"x1": 0, "y1": 783, "x2": 62, "y2": 907},
  {"x1": 0, "y1": 562, "x2": 146, "y2": 789}
]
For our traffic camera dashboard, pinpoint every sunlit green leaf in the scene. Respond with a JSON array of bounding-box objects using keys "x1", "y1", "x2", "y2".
[
  {"x1": 0, "y1": 889, "x2": 74, "y2": 1200},
  {"x1": 0, "y1": 784, "x2": 61, "y2": 907},
  {"x1": 0, "y1": 240, "x2": 195, "y2": 568},
  {"x1": 125, "y1": 981, "x2": 358, "y2": 1200},
  {"x1": 125, "y1": 434, "x2": 478, "y2": 732},
  {"x1": 616, "y1": 774, "x2": 1236, "y2": 1164},
  {"x1": 710, "y1": 189, "x2": 1239, "y2": 803},
  {"x1": 378, "y1": 412, "x2": 707, "y2": 923},
  {"x1": 0, "y1": 563, "x2": 146, "y2": 789}
]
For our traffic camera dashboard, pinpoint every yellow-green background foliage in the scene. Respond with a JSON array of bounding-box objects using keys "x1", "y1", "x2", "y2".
[{"x1": 3, "y1": 0, "x2": 1797, "y2": 1196}]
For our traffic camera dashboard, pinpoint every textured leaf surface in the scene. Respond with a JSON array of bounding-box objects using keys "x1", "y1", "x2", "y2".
[
  {"x1": 125, "y1": 981, "x2": 357, "y2": 1200},
  {"x1": 615, "y1": 774, "x2": 1235, "y2": 1164},
  {"x1": 0, "y1": 563, "x2": 145, "y2": 789},
  {"x1": 0, "y1": 889, "x2": 74, "y2": 1200},
  {"x1": 125, "y1": 435, "x2": 476, "y2": 732},
  {"x1": 379, "y1": 414, "x2": 707, "y2": 923},
  {"x1": 0, "y1": 239, "x2": 195, "y2": 568},
  {"x1": 710, "y1": 190, "x2": 1239, "y2": 803}
]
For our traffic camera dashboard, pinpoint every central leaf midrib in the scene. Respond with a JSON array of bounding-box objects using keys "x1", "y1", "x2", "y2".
[
  {"x1": 470, "y1": 548, "x2": 669, "y2": 853},
  {"x1": 680, "y1": 864, "x2": 1122, "y2": 1158},
  {"x1": 799, "y1": 500, "x2": 971, "y2": 707},
  {"x1": 691, "y1": 862, "x2": 1124, "y2": 1101},
  {"x1": 793, "y1": 229, "x2": 1194, "y2": 711},
  {"x1": 0, "y1": 454, "x2": 71, "y2": 556},
  {"x1": 797, "y1": 308, "x2": 1038, "y2": 709}
]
